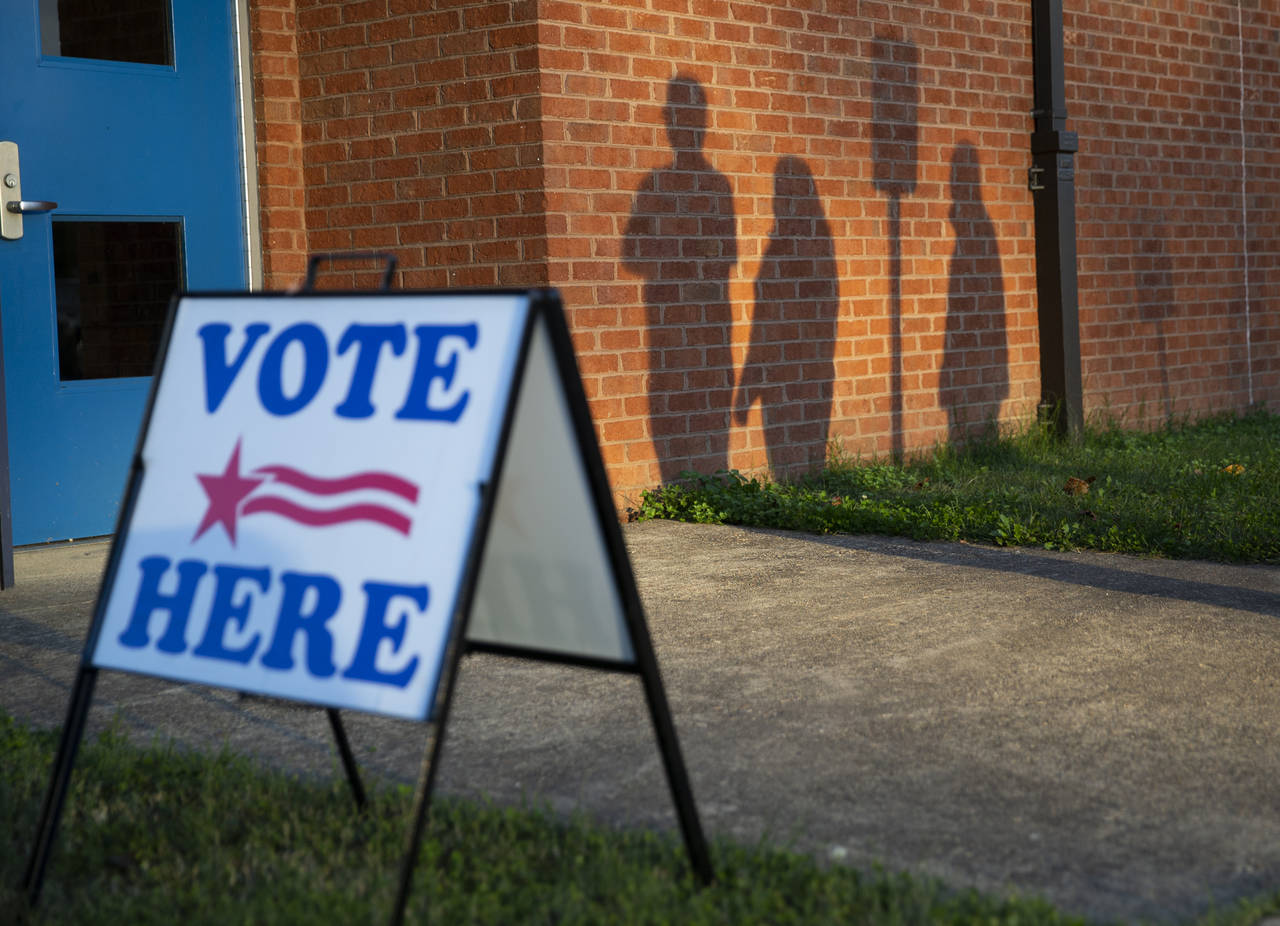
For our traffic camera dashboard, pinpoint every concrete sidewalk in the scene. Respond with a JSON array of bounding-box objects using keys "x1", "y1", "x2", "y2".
[{"x1": 4, "y1": 521, "x2": 1280, "y2": 922}]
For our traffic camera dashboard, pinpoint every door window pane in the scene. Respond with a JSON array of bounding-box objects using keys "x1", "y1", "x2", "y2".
[
  {"x1": 53, "y1": 220, "x2": 183, "y2": 381},
  {"x1": 40, "y1": 0, "x2": 173, "y2": 66}
]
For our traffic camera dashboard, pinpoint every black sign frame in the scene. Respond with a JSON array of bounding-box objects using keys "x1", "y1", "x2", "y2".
[{"x1": 19, "y1": 282, "x2": 712, "y2": 925}]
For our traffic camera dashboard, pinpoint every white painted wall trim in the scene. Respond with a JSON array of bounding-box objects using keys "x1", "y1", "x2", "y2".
[{"x1": 233, "y1": 0, "x2": 264, "y2": 291}]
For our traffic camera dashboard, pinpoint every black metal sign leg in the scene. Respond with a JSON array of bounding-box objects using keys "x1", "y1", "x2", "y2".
[
  {"x1": 326, "y1": 708, "x2": 367, "y2": 810},
  {"x1": 22, "y1": 665, "x2": 100, "y2": 906},
  {"x1": 389, "y1": 721, "x2": 448, "y2": 926},
  {"x1": 636, "y1": 655, "x2": 715, "y2": 886}
]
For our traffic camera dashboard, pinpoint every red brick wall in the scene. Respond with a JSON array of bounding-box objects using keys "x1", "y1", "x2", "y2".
[
  {"x1": 246, "y1": 0, "x2": 1280, "y2": 508},
  {"x1": 1068, "y1": 0, "x2": 1280, "y2": 424},
  {"x1": 251, "y1": 0, "x2": 309, "y2": 289},
  {"x1": 291, "y1": 0, "x2": 547, "y2": 291},
  {"x1": 537, "y1": 0, "x2": 1040, "y2": 498},
  {"x1": 1243, "y1": 4, "x2": 1280, "y2": 405}
]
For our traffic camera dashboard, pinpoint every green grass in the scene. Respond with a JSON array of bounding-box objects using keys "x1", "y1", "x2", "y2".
[
  {"x1": 0, "y1": 710, "x2": 1111, "y2": 925},
  {"x1": 3, "y1": 710, "x2": 1278, "y2": 925},
  {"x1": 636, "y1": 408, "x2": 1280, "y2": 563}
]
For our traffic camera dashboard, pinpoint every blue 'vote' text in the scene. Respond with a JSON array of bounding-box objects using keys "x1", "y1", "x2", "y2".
[{"x1": 198, "y1": 321, "x2": 479, "y2": 421}]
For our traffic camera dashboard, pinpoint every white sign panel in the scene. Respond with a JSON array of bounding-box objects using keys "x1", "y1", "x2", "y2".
[
  {"x1": 91, "y1": 293, "x2": 529, "y2": 720},
  {"x1": 469, "y1": 321, "x2": 634, "y2": 664}
]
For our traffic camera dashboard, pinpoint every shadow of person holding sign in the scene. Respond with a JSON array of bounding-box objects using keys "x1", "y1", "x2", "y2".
[
  {"x1": 622, "y1": 75, "x2": 738, "y2": 485},
  {"x1": 938, "y1": 142, "x2": 1009, "y2": 444},
  {"x1": 872, "y1": 34, "x2": 920, "y2": 460},
  {"x1": 733, "y1": 157, "x2": 839, "y2": 477}
]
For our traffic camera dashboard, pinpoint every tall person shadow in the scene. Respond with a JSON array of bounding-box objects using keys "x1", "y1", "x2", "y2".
[
  {"x1": 622, "y1": 75, "x2": 737, "y2": 485},
  {"x1": 733, "y1": 157, "x2": 839, "y2": 476},
  {"x1": 938, "y1": 142, "x2": 1009, "y2": 444}
]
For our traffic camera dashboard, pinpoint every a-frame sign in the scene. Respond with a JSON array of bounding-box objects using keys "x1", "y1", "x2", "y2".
[{"x1": 21, "y1": 287, "x2": 712, "y2": 923}]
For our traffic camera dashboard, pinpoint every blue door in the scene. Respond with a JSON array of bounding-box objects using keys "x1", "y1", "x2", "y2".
[{"x1": 0, "y1": 2, "x2": 248, "y2": 544}]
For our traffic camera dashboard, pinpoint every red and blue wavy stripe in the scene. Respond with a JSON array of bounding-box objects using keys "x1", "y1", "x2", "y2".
[{"x1": 247, "y1": 465, "x2": 418, "y2": 535}]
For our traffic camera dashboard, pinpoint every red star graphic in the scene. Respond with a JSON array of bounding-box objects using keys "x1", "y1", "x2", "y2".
[{"x1": 193, "y1": 439, "x2": 265, "y2": 545}]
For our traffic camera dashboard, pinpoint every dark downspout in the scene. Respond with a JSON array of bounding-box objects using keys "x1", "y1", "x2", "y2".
[{"x1": 1030, "y1": 0, "x2": 1084, "y2": 437}]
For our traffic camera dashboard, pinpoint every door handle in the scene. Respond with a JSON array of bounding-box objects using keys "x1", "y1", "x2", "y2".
[
  {"x1": 0, "y1": 141, "x2": 56, "y2": 240},
  {"x1": 5, "y1": 200, "x2": 57, "y2": 215}
]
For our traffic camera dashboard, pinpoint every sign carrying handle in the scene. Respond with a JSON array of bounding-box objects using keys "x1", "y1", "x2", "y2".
[{"x1": 301, "y1": 252, "x2": 398, "y2": 292}]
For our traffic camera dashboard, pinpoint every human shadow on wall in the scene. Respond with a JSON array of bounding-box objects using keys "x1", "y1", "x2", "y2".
[
  {"x1": 1131, "y1": 223, "x2": 1174, "y2": 419},
  {"x1": 622, "y1": 75, "x2": 737, "y2": 485},
  {"x1": 871, "y1": 35, "x2": 920, "y2": 459},
  {"x1": 732, "y1": 157, "x2": 839, "y2": 476},
  {"x1": 938, "y1": 142, "x2": 1009, "y2": 444}
]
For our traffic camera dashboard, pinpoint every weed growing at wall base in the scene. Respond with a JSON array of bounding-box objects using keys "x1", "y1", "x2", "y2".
[{"x1": 637, "y1": 409, "x2": 1280, "y2": 563}]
